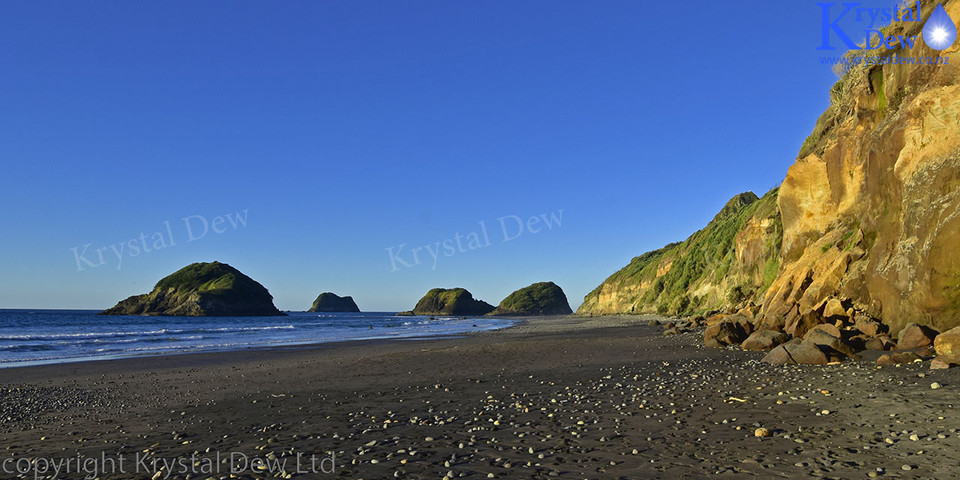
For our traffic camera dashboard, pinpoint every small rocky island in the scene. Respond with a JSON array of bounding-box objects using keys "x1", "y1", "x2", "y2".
[
  {"x1": 490, "y1": 281, "x2": 573, "y2": 316},
  {"x1": 308, "y1": 292, "x2": 360, "y2": 313},
  {"x1": 399, "y1": 287, "x2": 495, "y2": 316},
  {"x1": 100, "y1": 261, "x2": 284, "y2": 316}
]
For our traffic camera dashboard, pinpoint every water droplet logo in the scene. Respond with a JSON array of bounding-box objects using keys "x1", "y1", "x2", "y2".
[{"x1": 923, "y1": 4, "x2": 957, "y2": 51}]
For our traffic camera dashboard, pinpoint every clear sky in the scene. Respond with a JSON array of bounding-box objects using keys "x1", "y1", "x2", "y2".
[{"x1": 0, "y1": 1, "x2": 891, "y2": 311}]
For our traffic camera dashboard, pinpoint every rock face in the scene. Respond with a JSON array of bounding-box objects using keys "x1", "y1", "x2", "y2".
[
  {"x1": 580, "y1": 2, "x2": 960, "y2": 344},
  {"x1": 308, "y1": 292, "x2": 360, "y2": 313},
  {"x1": 759, "y1": 1, "x2": 960, "y2": 335},
  {"x1": 100, "y1": 262, "x2": 284, "y2": 316},
  {"x1": 578, "y1": 190, "x2": 782, "y2": 316},
  {"x1": 489, "y1": 282, "x2": 572, "y2": 316},
  {"x1": 405, "y1": 288, "x2": 495, "y2": 316}
]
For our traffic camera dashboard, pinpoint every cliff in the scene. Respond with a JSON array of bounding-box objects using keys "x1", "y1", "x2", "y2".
[
  {"x1": 308, "y1": 292, "x2": 360, "y2": 313},
  {"x1": 404, "y1": 288, "x2": 495, "y2": 316},
  {"x1": 759, "y1": 0, "x2": 960, "y2": 335},
  {"x1": 578, "y1": 189, "x2": 782, "y2": 316},
  {"x1": 490, "y1": 282, "x2": 573, "y2": 316},
  {"x1": 100, "y1": 262, "x2": 284, "y2": 316},
  {"x1": 581, "y1": 2, "x2": 960, "y2": 337}
]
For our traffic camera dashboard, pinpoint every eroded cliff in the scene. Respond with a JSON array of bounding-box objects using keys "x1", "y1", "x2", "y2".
[
  {"x1": 760, "y1": 0, "x2": 960, "y2": 335},
  {"x1": 582, "y1": 1, "x2": 960, "y2": 336}
]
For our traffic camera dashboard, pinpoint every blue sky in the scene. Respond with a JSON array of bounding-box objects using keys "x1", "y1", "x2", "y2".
[{"x1": 0, "y1": 1, "x2": 895, "y2": 311}]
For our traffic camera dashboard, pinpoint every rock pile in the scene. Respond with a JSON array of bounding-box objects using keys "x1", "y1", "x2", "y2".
[{"x1": 695, "y1": 299, "x2": 958, "y2": 368}]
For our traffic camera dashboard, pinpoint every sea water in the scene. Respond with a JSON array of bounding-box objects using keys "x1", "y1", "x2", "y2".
[{"x1": 0, "y1": 310, "x2": 515, "y2": 368}]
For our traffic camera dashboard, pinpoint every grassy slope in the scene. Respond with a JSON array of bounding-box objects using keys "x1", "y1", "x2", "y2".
[{"x1": 579, "y1": 189, "x2": 782, "y2": 316}]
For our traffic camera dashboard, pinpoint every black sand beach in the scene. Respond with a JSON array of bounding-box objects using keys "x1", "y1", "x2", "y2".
[{"x1": 2, "y1": 316, "x2": 959, "y2": 479}]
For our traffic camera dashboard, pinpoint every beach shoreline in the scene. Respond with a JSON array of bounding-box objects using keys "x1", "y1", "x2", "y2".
[{"x1": 2, "y1": 315, "x2": 959, "y2": 479}]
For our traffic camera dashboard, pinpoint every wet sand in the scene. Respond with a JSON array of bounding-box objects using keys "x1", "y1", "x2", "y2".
[{"x1": 2, "y1": 315, "x2": 959, "y2": 479}]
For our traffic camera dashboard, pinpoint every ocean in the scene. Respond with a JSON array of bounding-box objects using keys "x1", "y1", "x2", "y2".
[{"x1": 0, "y1": 310, "x2": 516, "y2": 368}]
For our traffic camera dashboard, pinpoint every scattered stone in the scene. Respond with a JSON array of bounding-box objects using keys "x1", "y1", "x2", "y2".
[
  {"x1": 877, "y1": 352, "x2": 922, "y2": 366},
  {"x1": 931, "y1": 382, "x2": 942, "y2": 389},
  {"x1": 754, "y1": 427, "x2": 771, "y2": 437}
]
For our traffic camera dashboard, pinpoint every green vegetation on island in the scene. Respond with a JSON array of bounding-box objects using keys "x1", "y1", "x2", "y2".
[
  {"x1": 308, "y1": 292, "x2": 360, "y2": 313},
  {"x1": 400, "y1": 288, "x2": 495, "y2": 316},
  {"x1": 490, "y1": 281, "x2": 573, "y2": 316},
  {"x1": 100, "y1": 261, "x2": 284, "y2": 316}
]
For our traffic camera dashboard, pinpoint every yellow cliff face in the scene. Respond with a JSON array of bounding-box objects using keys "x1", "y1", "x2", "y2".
[
  {"x1": 761, "y1": 0, "x2": 960, "y2": 334},
  {"x1": 581, "y1": 1, "x2": 959, "y2": 334}
]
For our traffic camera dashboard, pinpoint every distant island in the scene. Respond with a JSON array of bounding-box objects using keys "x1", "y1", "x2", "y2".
[
  {"x1": 308, "y1": 292, "x2": 360, "y2": 313},
  {"x1": 399, "y1": 287, "x2": 495, "y2": 316},
  {"x1": 490, "y1": 281, "x2": 572, "y2": 316},
  {"x1": 100, "y1": 261, "x2": 284, "y2": 316}
]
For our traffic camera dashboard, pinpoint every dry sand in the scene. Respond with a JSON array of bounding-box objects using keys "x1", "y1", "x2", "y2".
[{"x1": 1, "y1": 315, "x2": 959, "y2": 479}]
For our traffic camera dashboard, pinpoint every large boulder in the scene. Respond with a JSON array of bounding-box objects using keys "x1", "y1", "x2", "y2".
[
  {"x1": 897, "y1": 323, "x2": 939, "y2": 350},
  {"x1": 854, "y1": 315, "x2": 885, "y2": 337},
  {"x1": 308, "y1": 292, "x2": 360, "y2": 313},
  {"x1": 704, "y1": 321, "x2": 748, "y2": 348},
  {"x1": 741, "y1": 330, "x2": 789, "y2": 351},
  {"x1": 931, "y1": 354, "x2": 960, "y2": 370},
  {"x1": 762, "y1": 340, "x2": 831, "y2": 365},
  {"x1": 934, "y1": 326, "x2": 960, "y2": 356},
  {"x1": 404, "y1": 288, "x2": 495, "y2": 316},
  {"x1": 804, "y1": 326, "x2": 855, "y2": 356},
  {"x1": 823, "y1": 298, "x2": 847, "y2": 320},
  {"x1": 865, "y1": 336, "x2": 896, "y2": 351},
  {"x1": 100, "y1": 261, "x2": 284, "y2": 317},
  {"x1": 489, "y1": 282, "x2": 573, "y2": 316},
  {"x1": 785, "y1": 310, "x2": 824, "y2": 339}
]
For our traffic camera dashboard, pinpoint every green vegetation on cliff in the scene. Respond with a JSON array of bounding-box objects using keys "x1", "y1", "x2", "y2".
[
  {"x1": 490, "y1": 282, "x2": 572, "y2": 316},
  {"x1": 100, "y1": 261, "x2": 284, "y2": 317},
  {"x1": 578, "y1": 189, "x2": 782, "y2": 316},
  {"x1": 308, "y1": 292, "x2": 360, "y2": 313},
  {"x1": 404, "y1": 288, "x2": 495, "y2": 316}
]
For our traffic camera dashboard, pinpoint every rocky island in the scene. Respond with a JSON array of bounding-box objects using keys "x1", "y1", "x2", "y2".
[
  {"x1": 100, "y1": 261, "x2": 284, "y2": 316},
  {"x1": 308, "y1": 292, "x2": 360, "y2": 313},
  {"x1": 399, "y1": 287, "x2": 495, "y2": 316},
  {"x1": 490, "y1": 281, "x2": 573, "y2": 316}
]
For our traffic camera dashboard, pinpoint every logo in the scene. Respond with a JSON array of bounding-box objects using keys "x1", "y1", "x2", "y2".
[
  {"x1": 923, "y1": 4, "x2": 958, "y2": 50},
  {"x1": 817, "y1": 2, "x2": 956, "y2": 51}
]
